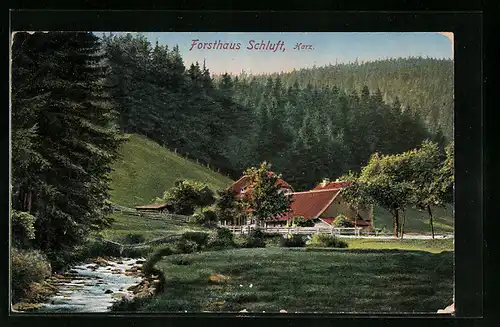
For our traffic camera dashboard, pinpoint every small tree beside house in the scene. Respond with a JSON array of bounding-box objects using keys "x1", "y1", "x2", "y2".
[
  {"x1": 215, "y1": 188, "x2": 247, "y2": 226},
  {"x1": 242, "y1": 162, "x2": 293, "y2": 229},
  {"x1": 154, "y1": 180, "x2": 216, "y2": 216}
]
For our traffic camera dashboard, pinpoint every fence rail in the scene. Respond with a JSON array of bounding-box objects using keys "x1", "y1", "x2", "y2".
[
  {"x1": 224, "y1": 225, "x2": 363, "y2": 237},
  {"x1": 109, "y1": 202, "x2": 189, "y2": 222}
]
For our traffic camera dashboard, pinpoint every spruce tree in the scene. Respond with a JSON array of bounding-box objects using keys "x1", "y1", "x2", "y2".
[{"x1": 11, "y1": 32, "x2": 122, "y2": 252}]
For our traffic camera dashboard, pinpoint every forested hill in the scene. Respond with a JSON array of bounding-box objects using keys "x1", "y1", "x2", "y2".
[
  {"x1": 241, "y1": 57, "x2": 454, "y2": 141},
  {"x1": 101, "y1": 33, "x2": 453, "y2": 191}
]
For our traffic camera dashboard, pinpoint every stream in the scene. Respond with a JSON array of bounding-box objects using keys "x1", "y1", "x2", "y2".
[{"x1": 36, "y1": 257, "x2": 146, "y2": 313}]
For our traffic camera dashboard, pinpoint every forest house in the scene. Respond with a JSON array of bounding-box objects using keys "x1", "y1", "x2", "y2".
[{"x1": 228, "y1": 176, "x2": 373, "y2": 229}]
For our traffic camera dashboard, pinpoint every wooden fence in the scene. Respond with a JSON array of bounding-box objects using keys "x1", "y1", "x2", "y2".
[
  {"x1": 224, "y1": 225, "x2": 363, "y2": 237},
  {"x1": 109, "y1": 202, "x2": 189, "y2": 222}
]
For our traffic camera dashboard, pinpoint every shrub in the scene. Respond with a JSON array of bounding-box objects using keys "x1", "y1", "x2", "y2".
[
  {"x1": 244, "y1": 229, "x2": 266, "y2": 248},
  {"x1": 11, "y1": 210, "x2": 37, "y2": 248},
  {"x1": 81, "y1": 239, "x2": 122, "y2": 258},
  {"x1": 207, "y1": 227, "x2": 235, "y2": 249},
  {"x1": 248, "y1": 229, "x2": 266, "y2": 239},
  {"x1": 121, "y1": 246, "x2": 148, "y2": 258},
  {"x1": 333, "y1": 215, "x2": 355, "y2": 228},
  {"x1": 280, "y1": 234, "x2": 306, "y2": 247},
  {"x1": 307, "y1": 234, "x2": 348, "y2": 248},
  {"x1": 175, "y1": 239, "x2": 199, "y2": 254},
  {"x1": 245, "y1": 236, "x2": 266, "y2": 248},
  {"x1": 262, "y1": 232, "x2": 283, "y2": 246},
  {"x1": 157, "y1": 180, "x2": 215, "y2": 216},
  {"x1": 190, "y1": 213, "x2": 205, "y2": 225},
  {"x1": 203, "y1": 210, "x2": 218, "y2": 223},
  {"x1": 122, "y1": 233, "x2": 146, "y2": 245},
  {"x1": 293, "y1": 216, "x2": 314, "y2": 227},
  {"x1": 11, "y1": 248, "x2": 52, "y2": 301},
  {"x1": 143, "y1": 246, "x2": 173, "y2": 274},
  {"x1": 181, "y1": 231, "x2": 209, "y2": 249}
]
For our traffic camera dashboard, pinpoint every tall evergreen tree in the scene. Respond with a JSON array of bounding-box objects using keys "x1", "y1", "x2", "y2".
[{"x1": 11, "y1": 32, "x2": 122, "y2": 252}]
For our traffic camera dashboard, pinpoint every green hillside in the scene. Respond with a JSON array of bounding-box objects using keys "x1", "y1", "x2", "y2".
[
  {"x1": 109, "y1": 134, "x2": 234, "y2": 208},
  {"x1": 373, "y1": 204, "x2": 454, "y2": 234}
]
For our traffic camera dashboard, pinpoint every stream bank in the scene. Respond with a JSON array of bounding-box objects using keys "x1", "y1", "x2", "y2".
[{"x1": 13, "y1": 256, "x2": 160, "y2": 313}]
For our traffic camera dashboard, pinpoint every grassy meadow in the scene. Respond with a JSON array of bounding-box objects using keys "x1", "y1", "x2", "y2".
[
  {"x1": 99, "y1": 134, "x2": 454, "y2": 313},
  {"x1": 343, "y1": 238, "x2": 453, "y2": 253},
  {"x1": 128, "y1": 247, "x2": 453, "y2": 313},
  {"x1": 100, "y1": 213, "x2": 453, "y2": 313},
  {"x1": 99, "y1": 212, "x2": 201, "y2": 242},
  {"x1": 109, "y1": 134, "x2": 233, "y2": 208}
]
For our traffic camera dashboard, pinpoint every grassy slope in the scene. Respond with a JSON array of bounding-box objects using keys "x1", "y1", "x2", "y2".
[
  {"x1": 139, "y1": 247, "x2": 453, "y2": 313},
  {"x1": 100, "y1": 212, "x2": 210, "y2": 242},
  {"x1": 372, "y1": 204, "x2": 454, "y2": 234},
  {"x1": 109, "y1": 134, "x2": 233, "y2": 208}
]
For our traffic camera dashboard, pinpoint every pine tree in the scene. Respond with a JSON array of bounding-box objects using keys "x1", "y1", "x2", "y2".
[{"x1": 11, "y1": 32, "x2": 122, "y2": 252}]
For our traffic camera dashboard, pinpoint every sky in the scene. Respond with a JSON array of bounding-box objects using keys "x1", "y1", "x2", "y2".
[{"x1": 111, "y1": 32, "x2": 453, "y2": 75}]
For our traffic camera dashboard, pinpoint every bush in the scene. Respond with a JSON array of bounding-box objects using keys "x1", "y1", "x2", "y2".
[
  {"x1": 293, "y1": 216, "x2": 314, "y2": 227},
  {"x1": 80, "y1": 239, "x2": 122, "y2": 258},
  {"x1": 175, "y1": 239, "x2": 199, "y2": 254},
  {"x1": 181, "y1": 231, "x2": 209, "y2": 249},
  {"x1": 11, "y1": 210, "x2": 37, "y2": 248},
  {"x1": 190, "y1": 213, "x2": 205, "y2": 225},
  {"x1": 333, "y1": 215, "x2": 355, "y2": 228},
  {"x1": 244, "y1": 229, "x2": 266, "y2": 248},
  {"x1": 143, "y1": 246, "x2": 173, "y2": 274},
  {"x1": 159, "y1": 180, "x2": 215, "y2": 216},
  {"x1": 207, "y1": 227, "x2": 235, "y2": 249},
  {"x1": 122, "y1": 233, "x2": 146, "y2": 245},
  {"x1": 262, "y1": 232, "x2": 283, "y2": 246},
  {"x1": 280, "y1": 234, "x2": 306, "y2": 247},
  {"x1": 45, "y1": 238, "x2": 124, "y2": 272},
  {"x1": 248, "y1": 229, "x2": 266, "y2": 239},
  {"x1": 307, "y1": 234, "x2": 349, "y2": 248},
  {"x1": 121, "y1": 246, "x2": 149, "y2": 258},
  {"x1": 203, "y1": 210, "x2": 218, "y2": 223},
  {"x1": 245, "y1": 237, "x2": 266, "y2": 248},
  {"x1": 190, "y1": 210, "x2": 218, "y2": 227},
  {"x1": 11, "y1": 248, "x2": 52, "y2": 301}
]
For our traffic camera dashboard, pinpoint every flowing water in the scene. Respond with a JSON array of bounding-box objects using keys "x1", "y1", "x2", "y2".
[{"x1": 37, "y1": 258, "x2": 144, "y2": 313}]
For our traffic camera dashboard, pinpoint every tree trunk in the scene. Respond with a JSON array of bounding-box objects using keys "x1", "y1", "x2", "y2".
[
  {"x1": 427, "y1": 205, "x2": 435, "y2": 239},
  {"x1": 393, "y1": 210, "x2": 399, "y2": 238},
  {"x1": 27, "y1": 190, "x2": 32, "y2": 212},
  {"x1": 23, "y1": 191, "x2": 27, "y2": 212},
  {"x1": 400, "y1": 208, "x2": 406, "y2": 240},
  {"x1": 254, "y1": 217, "x2": 261, "y2": 230}
]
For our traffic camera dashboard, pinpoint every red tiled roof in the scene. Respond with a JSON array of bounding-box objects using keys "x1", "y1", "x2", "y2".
[
  {"x1": 228, "y1": 176, "x2": 250, "y2": 194},
  {"x1": 289, "y1": 189, "x2": 341, "y2": 219},
  {"x1": 312, "y1": 181, "x2": 351, "y2": 191},
  {"x1": 319, "y1": 218, "x2": 334, "y2": 225},
  {"x1": 228, "y1": 173, "x2": 292, "y2": 196},
  {"x1": 269, "y1": 189, "x2": 341, "y2": 222}
]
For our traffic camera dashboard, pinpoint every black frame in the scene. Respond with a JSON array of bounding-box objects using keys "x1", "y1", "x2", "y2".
[{"x1": 5, "y1": 10, "x2": 484, "y2": 327}]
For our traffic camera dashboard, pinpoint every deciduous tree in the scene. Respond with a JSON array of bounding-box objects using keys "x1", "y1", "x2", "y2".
[{"x1": 242, "y1": 162, "x2": 293, "y2": 228}]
